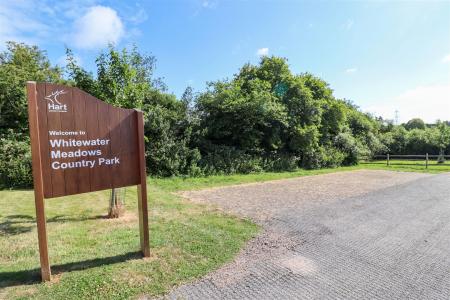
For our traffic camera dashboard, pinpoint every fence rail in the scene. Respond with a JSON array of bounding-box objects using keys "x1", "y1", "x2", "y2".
[
  {"x1": 373, "y1": 154, "x2": 450, "y2": 159},
  {"x1": 361, "y1": 154, "x2": 450, "y2": 169}
]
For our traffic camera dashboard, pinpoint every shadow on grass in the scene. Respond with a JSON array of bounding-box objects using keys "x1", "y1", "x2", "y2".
[
  {"x1": 0, "y1": 214, "x2": 106, "y2": 236},
  {"x1": 0, "y1": 251, "x2": 142, "y2": 288}
]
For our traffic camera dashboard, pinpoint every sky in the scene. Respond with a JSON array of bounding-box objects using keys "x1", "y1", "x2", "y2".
[{"x1": 1, "y1": 0, "x2": 449, "y2": 123}]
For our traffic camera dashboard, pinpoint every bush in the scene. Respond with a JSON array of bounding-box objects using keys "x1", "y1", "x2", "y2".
[
  {"x1": 320, "y1": 146, "x2": 346, "y2": 168},
  {"x1": 144, "y1": 94, "x2": 202, "y2": 177},
  {"x1": 296, "y1": 145, "x2": 347, "y2": 170},
  {"x1": 262, "y1": 153, "x2": 299, "y2": 172},
  {"x1": 334, "y1": 132, "x2": 359, "y2": 165},
  {"x1": 199, "y1": 146, "x2": 263, "y2": 175},
  {"x1": 0, "y1": 133, "x2": 32, "y2": 188},
  {"x1": 301, "y1": 151, "x2": 322, "y2": 169}
]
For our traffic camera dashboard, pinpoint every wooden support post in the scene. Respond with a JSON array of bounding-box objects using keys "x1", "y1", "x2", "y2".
[
  {"x1": 27, "y1": 82, "x2": 51, "y2": 281},
  {"x1": 425, "y1": 153, "x2": 428, "y2": 169},
  {"x1": 387, "y1": 153, "x2": 390, "y2": 166},
  {"x1": 136, "y1": 110, "x2": 150, "y2": 257}
]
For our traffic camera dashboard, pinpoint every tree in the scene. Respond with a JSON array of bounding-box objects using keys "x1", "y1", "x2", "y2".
[
  {"x1": 197, "y1": 74, "x2": 287, "y2": 152},
  {"x1": 0, "y1": 42, "x2": 63, "y2": 136},
  {"x1": 0, "y1": 42, "x2": 63, "y2": 188},
  {"x1": 181, "y1": 86, "x2": 195, "y2": 108},
  {"x1": 405, "y1": 118, "x2": 426, "y2": 130},
  {"x1": 7, "y1": 41, "x2": 447, "y2": 189},
  {"x1": 435, "y1": 121, "x2": 450, "y2": 163},
  {"x1": 195, "y1": 56, "x2": 372, "y2": 170},
  {"x1": 65, "y1": 48, "x2": 97, "y2": 95},
  {"x1": 66, "y1": 45, "x2": 201, "y2": 178}
]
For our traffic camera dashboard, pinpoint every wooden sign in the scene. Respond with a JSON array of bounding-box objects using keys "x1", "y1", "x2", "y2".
[{"x1": 27, "y1": 82, "x2": 150, "y2": 281}]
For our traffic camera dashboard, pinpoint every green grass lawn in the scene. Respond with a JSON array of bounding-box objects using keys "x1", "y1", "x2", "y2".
[
  {"x1": 1, "y1": 161, "x2": 448, "y2": 299},
  {"x1": 0, "y1": 181, "x2": 259, "y2": 300}
]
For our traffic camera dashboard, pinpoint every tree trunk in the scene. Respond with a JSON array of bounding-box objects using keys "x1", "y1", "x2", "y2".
[
  {"x1": 108, "y1": 188, "x2": 125, "y2": 218},
  {"x1": 437, "y1": 149, "x2": 445, "y2": 164}
]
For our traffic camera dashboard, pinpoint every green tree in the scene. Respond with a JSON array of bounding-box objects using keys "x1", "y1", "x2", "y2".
[
  {"x1": 435, "y1": 121, "x2": 450, "y2": 151},
  {"x1": 195, "y1": 56, "x2": 368, "y2": 170},
  {"x1": 66, "y1": 45, "x2": 200, "y2": 177},
  {"x1": 0, "y1": 42, "x2": 63, "y2": 135},
  {"x1": 404, "y1": 118, "x2": 426, "y2": 130},
  {"x1": 0, "y1": 42, "x2": 64, "y2": 188},
  {"x1": 435, "y1": 121, "x2": 450, "y2": 162},
  {"x1": 65, "y1": 48, "x2": 97, "y2": 95},
  {"x1": 197, "y1": 76, "x2": 287, "y2": 152},
  {"x1": 181, "y1": 86, "x2": 195, "y2": 109}
]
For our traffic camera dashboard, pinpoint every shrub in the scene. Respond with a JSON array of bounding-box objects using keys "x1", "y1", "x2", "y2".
[
  {"x1": 334, "y1": 132, "x2": 359, "y2": 165},
  {"x1": 320, "y1": 146, "x2": 346, "y2": 168},
  {"x1": 262, "y1": 153, "x2": 299, "y2": 172},
  {"x1": 300, "y1": 149, "x2": 323, "y2": 169},
  {"x1": 0, "y1": 133, "x2": 32, "y2": 188},
  {"x1": 199, "y1": 146, "x2": 263, "y2": 175},
  {"x1": 144, "y1": 93, "x2": 201, "y2": 177}
]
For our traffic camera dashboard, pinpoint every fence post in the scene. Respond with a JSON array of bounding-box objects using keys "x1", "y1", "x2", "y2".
[
  {"x1": 425, "y1": 153, "x2": 428, "y2": 169},
  {"x1": 387, "y1": 153, "x2": 390, "y2": 166}
]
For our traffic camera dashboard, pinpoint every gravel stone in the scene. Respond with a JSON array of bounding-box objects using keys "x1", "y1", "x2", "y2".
[{"x1": 164, "y1": 170, "x2": 450, "y2": 299}]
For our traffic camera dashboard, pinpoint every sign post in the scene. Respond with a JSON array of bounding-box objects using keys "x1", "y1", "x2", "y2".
[
  {"x1": 27, "y1": 82, "x2": 150, "y2": 281},
  {"x1": 27, "y1": 82, "x2": 51, "y2": 281},
  {"x1": 136, "y1": 110, "x2": 150, "y2": 257}
]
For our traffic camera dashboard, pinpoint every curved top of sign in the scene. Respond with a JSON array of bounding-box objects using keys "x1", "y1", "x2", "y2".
[{"x1": 31, "y1": 82, "x2": 142, "y2": 198}]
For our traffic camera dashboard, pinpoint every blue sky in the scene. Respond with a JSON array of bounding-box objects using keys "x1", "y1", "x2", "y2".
[{"x1": 1, "y1": 0, "x2": 449, "y2": 122}]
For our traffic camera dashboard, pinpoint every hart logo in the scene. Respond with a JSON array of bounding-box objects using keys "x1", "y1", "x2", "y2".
[{"x1": 44, "y1": 90, "x2": 68, "y2": 112}]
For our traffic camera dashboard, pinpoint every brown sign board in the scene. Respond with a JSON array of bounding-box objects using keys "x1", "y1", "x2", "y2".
[
  {"x1": 27, "y1": 82, "x2": 150, "y2": 281},
  {"x1": 34, "y1": 82, "x2": 141, "y2": 198}
]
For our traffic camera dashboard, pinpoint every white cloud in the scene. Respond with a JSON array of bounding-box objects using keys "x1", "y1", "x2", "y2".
[
  {"x1": 364, "y1": 84, "x2": 450, "y2": 123},
  {"x1": 256, "y1": 47, "x2": 269, "y2": 56},
  {"x1": 72, "y1": 6, "x2": 124, "y2": 49},
  {"x1": 0, "y1": 1, "x2": 135, "y2": 51},
  {"x1": 345, "y1": 67, "x2": 357, "y2": 73},
  {"x1": 442, "y1": 54, "x2": 450, "y2": 63},
  {"x1": 0, "y1": 1, "x2": 51, "y2": 47}
]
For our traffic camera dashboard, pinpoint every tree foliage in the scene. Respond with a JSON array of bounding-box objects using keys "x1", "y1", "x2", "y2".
[
  {"x1": 0, "y1": 42, "x2": 64, "y2": 135},
  {"x1": 195, "y1": 56, "x2": 382, "y2": 170},
  {"x1": 404, "y1": 118, "x2": 426, "y2": 130},
  {"x1": 66, "y1": 45, "x2": 200, "y2": 177},
  {"x1": 0, "y1": 42, "x2": 449, "y2": 188}
]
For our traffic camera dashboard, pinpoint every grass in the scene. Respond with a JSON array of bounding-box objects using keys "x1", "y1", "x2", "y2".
[
  {"x1": 0, "y1": 160, "x2": 448, "y2": 299},
  {"x1": 152, "y1": 160, "x2": 449, "y2": 192},
  {"x1": 0, "y1": 181, "x2": 258, "y2": 300}
]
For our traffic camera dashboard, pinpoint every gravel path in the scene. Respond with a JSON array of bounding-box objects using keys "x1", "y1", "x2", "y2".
[{"x1": 166, "y1": 170, "x2": 450, "y2": 299}]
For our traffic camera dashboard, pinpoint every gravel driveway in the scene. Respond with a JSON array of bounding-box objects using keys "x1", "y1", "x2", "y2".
[{"x1": 166, "y1": 170, "x2": 450, "y2": 299}]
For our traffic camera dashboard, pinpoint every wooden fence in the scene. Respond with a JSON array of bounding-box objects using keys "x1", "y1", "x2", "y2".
[{"x1": 361, "y1": 154, "x2": 450, "y2": 169}]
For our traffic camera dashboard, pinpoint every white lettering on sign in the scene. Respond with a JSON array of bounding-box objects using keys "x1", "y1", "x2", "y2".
[
  {"x1": 44, "y1": 90, "x2": 67, "y2": 112},
  {"x1": 52, "y1": 160, "x2": 96, "y2": 169},
  {"x1": 50, "y1": 157, "x2": 120, "y2": 170},
  {"x1": 49, "y1": 130, "x2": 86, "y2": 136},
  {"x1": 44, "y1": 90, "x2": 68, "y2": 113},
  {"x1": 48, "y1": 103, "x2": 67, "y2": 112},
  {"x1": 99, "y1": 157, "x2": 120, "y2": 166},
  {"x1": 47, "y1": 131, "x2": 119, "y2": 170},
  {"x1": 49, "y1": 139, "x2": 110, "y2": 148},
  {"x1": 51, "y1": 149, "x2": 102, "y2": 159}
]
